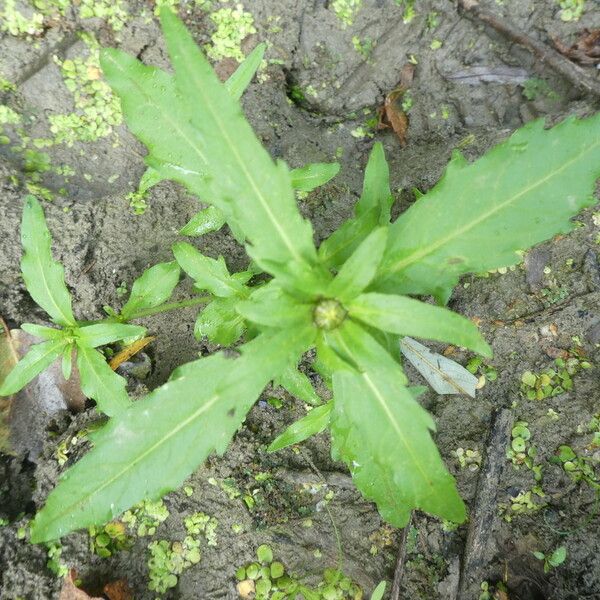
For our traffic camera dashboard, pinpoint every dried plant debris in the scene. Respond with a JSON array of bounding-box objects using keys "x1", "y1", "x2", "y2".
[{"x1": 553, "y1": 29, "x2": 600, "y2": 65}]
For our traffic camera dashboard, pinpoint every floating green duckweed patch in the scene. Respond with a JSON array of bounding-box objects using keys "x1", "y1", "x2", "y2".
[
  {"x1": 122, "y1": 499, "x2": 170, "y2": 537},
  {"x1": 236, "y1": 544, "x2": 363, "y2": 600},
  {"x1": 147, "y1": 511, "x2": 218, "y2": 594},
  {"x1": 331, "y1": 0, "x2": 362, "y2": 27},
  {"x1": 206, "y1": 4, "x2": 256, "y2": 62},
  {"x1": 551, "y1": 445, "x2": 599, "y2": 489},
  {"x1": 48, "y1": 33, "x2": 122, "y2": 147},
  {"x1": 89, "y1": 520, "x2": 132, "y2": 557},
  {"x1": 0, "y1": 0, "x2": 44, "y2": 36},
  {"x1": 520, "y1": 350, "x2": 591, "y2": 401},
  {"x1": 79, "y1": 0, "x2": 128, "y2": 31},
  {"x1": 556, "y1": 0, "x2": 585, "y2": 21},
  {"x1": 498, "y1": 488, "x2": 545, "y2": 522}
]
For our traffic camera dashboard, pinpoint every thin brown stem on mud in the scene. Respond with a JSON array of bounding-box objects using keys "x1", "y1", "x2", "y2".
[
  {"x1": 457, "y1": 0, "x2": 600, "y2": 97},
  {"x1": 390, "y1": 513, "x2": 412, "y2": 600}
]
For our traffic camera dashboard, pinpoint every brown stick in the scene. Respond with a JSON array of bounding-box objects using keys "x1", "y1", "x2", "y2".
[
  {"x1": 457, "y1": 0, "x2": 600, "y2": 97},
  {"x1": 390, "y1": 513, "x2": 412, "y2": 600}
]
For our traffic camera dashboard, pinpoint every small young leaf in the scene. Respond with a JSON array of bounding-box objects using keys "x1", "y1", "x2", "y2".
[
  {"x1": 267, "y1": 401, "x2": 332, "y2": 453},
  {"x1": 326, "y1": 321, "x2": 466, "y2": 526},
  {"x1": 370, "y1": 581, "x2": 387, "y2": 600},
  {"x1": 0, "y1": 338, "x2": 67, "y2": 396},
  {"x1": 224, "y1": 43, "x2": 266, "y2": 100},
  {"x1": 76, "y1": 344, "x2": 130, "y2": 417},
  {"x1": 327, "y1": 228, "x2": 388, "y2": 301},
  {"x1": 179, "y1": 206, "x2": 226, "y2": 237},
  {"x1": 120, "y1": 261, "x2": 180, "y2": 320},
  {"x1": 195, "y1": 297, "x2": 245, "y2": 346},
  {"x1": 20, "y1": 195, "x2": 76, "y2": 327},
  {"x1": 61, "y1": 344, "x2": 73, "y2": 381},
  {"x1": 374, "y1": 115, "x2": 600, "y2": 302},
  {"x1": 355, "y1": 142, "x2": 393, "y2": 222},
  {"x1": 236, "y1": 284, "x2": 313, "y2": 329},
  {"x1": 31, "y1": 326, "x2": 315, "y2": 542},
  {"x1": 349, "y1": 292, "x2": 491, "y2": 356},
  {"x1": 76, "y1": 323, "x2": 146, "y2": 348},
  {"x1": 136, "y1": 166, "x2": 164, "y2": 196},
  {"x1": 275, "y1": 364, "x2": 321, "y2": 405},
  {"x1": 290, "y1": 162, "x2": 340, "y2": 192},
  {"x1": 532, "y1": 551, "x2": 546, "y2": 561},
  {"x1": 20, "y1": 323, "x2": 64, "y2": 340},
  {"x1": 549, "y1": 546, "x2": 567, "y2": 567},
  {"x1": 173, "y1": 242, "x2": 245, "y2": 298},
  {"x1": 400, "y1": 337, "x2": 478, "y2": 397},
  {"x1": 319, "y1": 143, "x2": 393, "y2": 268}
]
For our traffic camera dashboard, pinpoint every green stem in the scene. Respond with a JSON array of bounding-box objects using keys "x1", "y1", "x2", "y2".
[{"x1": 126, "y1": 296, "x2": 212, "y2": 320}]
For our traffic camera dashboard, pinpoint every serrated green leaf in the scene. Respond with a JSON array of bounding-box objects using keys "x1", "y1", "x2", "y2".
[
  {"x1": 20, "y1": 196, "x2": 76, "y2": 327},
  {"x1": 319, "y1": 143, "x2": 393, "y2": 268},
  {"x1": 102, "y1": 11, "x2": 317, "y2": 280},
  {"x1": 268, "y1": 401, "x2": 331, "y2": 452},
  {"x1": 76, "y1": 323, "x2": 146, "y2": 348},
  {"x1": 374, "y1": 115, "x2": 600, "y2": 301},
  {"x1": 30, "y1": 327, "x2": 315, "y2": 542},
  {"x1": 275, "y1": 363, "x2": 321, "y2": 405},
  {"x1": 349, "y1": 292, "x2": 491, "y2": 356},
  {"x1": 224, "y1": 42, "x2": 266, "y2": 100},
  {"x1": 195, "y1": 297, "x2": 245, "y2": 345},
  {"x1": 76, "y1": 344, "x2": 130, "y2": 417},
  {"x1": 236, "y1": 283, "x2": 313, "y2": 329},
  {"x1": 179, "y1": 206, "x2": 226, "y2": 237},
  {"x1": 20, "y1": 323, "x2": 64, "y2": 340},
  {"x1": 327, "y1": 228, "x2": 387, "y2": 301},
  {"x1": 290, "y1": 162, "x2": 340, "y2": 192},
  {"x1": 326, "y1": 321, "x2": 466, "y2": 526},
  {"x1": 0, "y1": 338, "x2": 67, "y2": 396},
  {"x1": 173, "y1": 242, "x2": 245, "y2": 298},
  {"x1": 120, "y1": 261, "x2": 180, "y2": 320}
]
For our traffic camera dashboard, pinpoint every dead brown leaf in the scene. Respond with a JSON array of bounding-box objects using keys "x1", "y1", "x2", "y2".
[
  {"x1": 0, "y1": 318, "x2": 19, "y2": 453},
  {"x1": 378, "y1": 63, "x2": 414, "y2": 146},
  {"x1": 59, "y1": 570, "x2": 132, "y2": 600},
  {"x1": 109, "y1": 336, "x2": 155, "y2": 371},
  {"x1": 103, "y1": 579, "x2": 133, "y2": 600},
  {"x1": 553, "y1": 29, "x2": 600, "y2": 65}
]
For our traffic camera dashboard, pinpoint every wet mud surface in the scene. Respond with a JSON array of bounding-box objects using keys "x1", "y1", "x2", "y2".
[{"x1": 1, "y1": 1, "x2": 600, "y2": 599}]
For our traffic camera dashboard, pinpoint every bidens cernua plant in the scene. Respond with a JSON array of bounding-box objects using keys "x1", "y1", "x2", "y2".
[{"x1": 1, "y1": 9, "x2": 599, "y2": 543}]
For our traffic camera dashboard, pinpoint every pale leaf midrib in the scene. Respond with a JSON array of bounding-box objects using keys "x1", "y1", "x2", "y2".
[
  {"x1": 337, "y1": 334, "x2": 434, "y2": 490},
  {"x1": 383, "y1": 136, "x2": 600, "y2": 277},
  {"x1": 174, "y1": 41, "x2": 305, "y2": 266}
]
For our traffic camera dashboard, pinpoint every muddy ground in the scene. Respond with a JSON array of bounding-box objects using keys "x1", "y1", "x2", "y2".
[{"x1": 0, "y1": 0, "x2": 599, "y2": 598}]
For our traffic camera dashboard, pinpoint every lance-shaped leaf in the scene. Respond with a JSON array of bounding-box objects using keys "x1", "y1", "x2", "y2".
[
  {"x1": 348, "y1": 292, "x2": 491, "y2": 356},
  {"x1": 120, "y1": 261, "x2": 180, "y2": 320},
  {"x1": 76, "y1": 323, "x2": 146, "y2": 348},
  {"x1": 236, "y1": 283, "x2": 313, "y2": 329},
  {"x1": 268, "y1": 401, "x2": 332, "y2": 452},
  {"x1": 327, "y1": 228, "x2": 387, "y2": 302},
  {"x1": 325, "y1": 321, "x2": 465, "y2": 527},
  {"x1": 30, "y1": 326, "x2": 315, "y2": 542},
  {"x1": 400, "y1": 337, "x2": 478, "y2": 397},
  {"x1": 275, "y1": 363, "x2": 321, "y2": 405},
  {"x1": 138, "y1": 44, "x2": 266, "y2": 225},
  {"x1": 173, "y1": 242, "x2": 246, "y2": 298},
  {"x1": 373, "y1": 115, "x2": 600, "y2": 303},
  {"x1": 319, "y1": 143, "x2": 393, "y2": 268},
  {"x1": 21, "y1": 323, "x2": 64, "y2": 340},
  {"x1": 0, "y1": 338, "x2": 67, "y2": 396},
  {"x1": 161, "y1": 9, "x2": 317, "y2": 272},
  {"x1": 76, "y1": 344, "x2": 130, "y2": 417},
  {"x1": 21, "y1": 195, "x2": 76, "y2": 327},
  {"x1": 290, "y1": 162, "x2": 340, "y2": 192},
  {"x1": 224, "y1": 42, "x2": 266, "y2": 100},
  {"x1": 180, "y1": 206, "x2": 227, "y2": 238},
  {"x1": 195, "y1": 297, "x2": 245, "y2": 346}
]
